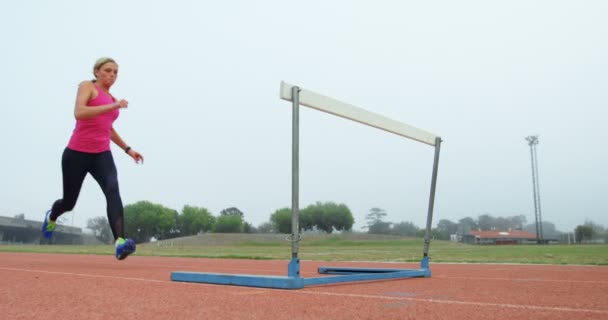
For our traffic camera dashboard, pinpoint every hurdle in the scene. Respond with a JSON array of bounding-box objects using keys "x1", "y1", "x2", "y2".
[{"x1": 171, "y1": 81, "x2": 442, "y2": 289}]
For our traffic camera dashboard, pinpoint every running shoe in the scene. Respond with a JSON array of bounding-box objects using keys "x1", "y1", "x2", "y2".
[
  {"x1": 41, "y1": 210, "x2": 56, "y2": 239},
  {"x1": 115, "y1": 238, "x2": 136, "y2": 260}
]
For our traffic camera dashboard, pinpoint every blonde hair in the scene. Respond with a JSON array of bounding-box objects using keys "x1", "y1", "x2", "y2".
[{"x1": 92, "y1": 57, "x2": 117, "y2": 80}]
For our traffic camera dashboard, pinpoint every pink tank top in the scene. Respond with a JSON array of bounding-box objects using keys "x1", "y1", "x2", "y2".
[{"x1": 67, "y1": 84, "x2": 119, "y2": 153}]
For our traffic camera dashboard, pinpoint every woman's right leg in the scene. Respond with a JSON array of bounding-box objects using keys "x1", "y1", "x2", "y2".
[{"x1": 49, "y1": 148, "x2": 89, "y2": 221}]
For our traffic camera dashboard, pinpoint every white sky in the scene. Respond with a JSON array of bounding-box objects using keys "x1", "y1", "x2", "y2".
[{"x1": 1, "y1": 0, "x2": 606, "y2": 232}]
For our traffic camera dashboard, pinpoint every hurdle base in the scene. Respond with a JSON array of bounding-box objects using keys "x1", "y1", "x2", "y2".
[
  {"x1": 171, "y1": 265, "x2": 430, "y2": 289},
  {"x1": 171, "y1": 272, "x2": 305, "y2": 289}
]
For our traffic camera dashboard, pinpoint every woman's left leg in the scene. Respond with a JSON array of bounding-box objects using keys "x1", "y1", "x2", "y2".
[{"x1": 89, "y1": 151, "x2": 124, "y2": 240}]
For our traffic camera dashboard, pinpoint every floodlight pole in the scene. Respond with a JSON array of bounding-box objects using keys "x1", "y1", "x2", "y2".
[
  {"x1": 526, "y1": 135, "x2": 544, "y2": 244},
  {"x1": 422, "y1": 137, "x2": 442, "y2": 267}
]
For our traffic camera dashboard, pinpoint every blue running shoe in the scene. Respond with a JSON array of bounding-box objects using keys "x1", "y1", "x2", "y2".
[
  {"x1": 42, "y1": 210, "x2": 56, "y2": 239},
  {"x1": 115, "y1": 238, "x2": 136, "y2": 260}
]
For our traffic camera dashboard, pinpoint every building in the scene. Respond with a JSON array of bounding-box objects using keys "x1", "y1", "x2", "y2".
[
  {"x1": 0, "y1": 215, "x2": 83, "y2": 244},
  {"x1": 461, "y1": 230, "x2": 538, "y2": 245}
]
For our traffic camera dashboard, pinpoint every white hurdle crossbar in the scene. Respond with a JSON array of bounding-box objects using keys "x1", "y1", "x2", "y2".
[{"x1": 279, "y1": 81, "x2": 438, "y2": 146}]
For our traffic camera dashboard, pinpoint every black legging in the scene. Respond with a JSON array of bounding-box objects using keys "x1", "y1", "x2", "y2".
[{"x1": 50, "y1": 148, "x2": 124, "y2": 240}]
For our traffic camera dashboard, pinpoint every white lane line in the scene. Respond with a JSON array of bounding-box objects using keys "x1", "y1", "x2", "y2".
[
  {"x1": 435, "y1": 275, "x2": 608, "y2": 284},
  {"x1": 293, "y1": 290, "x2": 608, "y2": 315},
  {"x1": 0, "y1": 267, "x2": 170, "y2": 284},
  {"x1": 2, "y1": 266, "x2": 607, "y2": 315}
]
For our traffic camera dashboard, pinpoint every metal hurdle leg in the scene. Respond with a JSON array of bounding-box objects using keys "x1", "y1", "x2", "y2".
[
  {"x1": 422, "y1": 137, "x2": 442, "y2": 269},
  {"x1": 288, "y1": 85, "x2": 302, "y2": 278}
]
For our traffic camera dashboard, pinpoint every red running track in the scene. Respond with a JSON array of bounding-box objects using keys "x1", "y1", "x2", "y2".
[{"x1": 1, "y1": 252, "x2": 607, "y2": 320}]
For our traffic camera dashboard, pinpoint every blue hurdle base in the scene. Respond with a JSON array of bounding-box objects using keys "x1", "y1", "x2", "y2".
[
  {"x1": 171, "y1": 272, "x2": 306, "y2": 289},
  {"x1": 171, "y1": 257, "x2": 431, "y2": 289}
]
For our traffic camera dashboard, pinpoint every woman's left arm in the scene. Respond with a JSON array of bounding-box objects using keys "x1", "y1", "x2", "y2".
[{"x1": 111, "y1": 128, "x2": 144, "y2": 163}]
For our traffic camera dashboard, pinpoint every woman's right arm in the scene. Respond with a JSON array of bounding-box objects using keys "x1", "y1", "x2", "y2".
[{"x1": 73, "y1": 81, "x2": 126, "y2": 120}]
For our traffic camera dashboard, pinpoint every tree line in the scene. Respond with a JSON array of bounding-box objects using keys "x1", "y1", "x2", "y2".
[
  {"x1": 85, "y1": 201, "x2": 607, "y2": 244},
  {"x1": 574, "y1": 221, "x2": 607, "y2": 243},
  {"x1": 87, "y1": 200, "x2": 356, "y2": 244},
  {"x1": 360, "y1": 209, "x2": 607, "y2": 243}
]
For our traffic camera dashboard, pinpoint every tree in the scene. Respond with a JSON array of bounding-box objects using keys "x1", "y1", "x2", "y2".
[
  {"x1": 271, "y1": 203, "x2": 355, "y2": 234},
  {"x1": 220, "y1": 207, "x2": 244, "y2": 217},
  {"x1": 299, "y1": 206, "x2": 319, "y2": 232},
  {"x1": 365, "y1": 207, "x2": 390, "y2": 234},
  {"x1": 391, "y1": 221, "x2": 419, "y2": 237},
  {"x1": 14, "y1": 213, "x2": 25, "y2": 220},
  {"x1": 494, "y1": 216, "x2": 512, "y2": 231},
  {"x1": 435, "y1": 219, "x2": 458, "y2": 239},
  {"x1": 213, "y1": 215, "x2": 243, "y2": 233},
  {"x1": 300, "y1": 202, "x2": 354, "y2": 233},
  {"x1": 437, "y1": 219, "x2": 457, "y2": 233},
  {"x1": 524, "y1": 221, "x2": 560, "y2": 239},
  {"x1": 477, "y1": 214, "x2": 527, "y2": 231},
  {"x1": 368, "y1": 221, "x2": 392, "y2": 234},
  {"x1": 458, "y1": 217, "x2": 477, "y2": 234},
  {"x1": 178, "y1": 205, "x2": 215, "y2": 236},
  {"x1": 416, "y1": 228, "x2": 426, "y2": 238},
  {"x1": 327, "y1": 203, "x2": 355, "y2": 232},
  {"x1": 86, "y1": 216, "x2": 113, "y2": 244},
  {"x1": 509, "y1": 215, "x2": 527, "y2": 230},
  {"x1": 124, "y1": 201, "x2": 177, "y2": 243},
  {"x1": 575, "y1": 225, "x2": 594, "y2": 243},
  {"x1": 575, "y1": 220, "x2": 605, "y2": 243},
  {"x1": 242, "y1": 222, "x2": 256, "y2": 233},
  {"x1": 257, "y1": 222, "x2": 274, "y2": 233},
  {"x1": 477, "y1": 214, "x2": 495, "y2": 230},
  {"x1": 585, "y1": 220, "x2": 605, "y2": 236},
  {"x1": 365, "y1": 207, "x2": 387, "y2": 227},
  {"x1": 270, "y1": 208, "x2": 292, "y2": 233}
]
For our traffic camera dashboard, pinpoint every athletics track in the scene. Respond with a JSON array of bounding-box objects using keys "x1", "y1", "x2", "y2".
[{"x1": 1, "y1": 253, "x2": 606, "y2": 320}]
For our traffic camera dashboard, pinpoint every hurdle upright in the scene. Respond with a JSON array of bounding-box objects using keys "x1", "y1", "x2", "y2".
[{"x1": 171, "y1": 81, "x2": 442, "y2": 289}]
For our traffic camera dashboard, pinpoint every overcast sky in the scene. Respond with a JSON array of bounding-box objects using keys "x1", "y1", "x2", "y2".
[{"x1": 1, "y1": 0, "x2": 606, "y2": 233}]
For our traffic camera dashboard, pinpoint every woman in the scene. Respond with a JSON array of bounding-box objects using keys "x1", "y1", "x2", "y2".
[{"x1": 43, "y1": 57, "x2": 143, "y2": 260}]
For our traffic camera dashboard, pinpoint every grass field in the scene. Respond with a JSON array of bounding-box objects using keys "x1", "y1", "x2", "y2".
[{"x1": 1, "y1": 234, "x2": 607, "y2": 265}]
